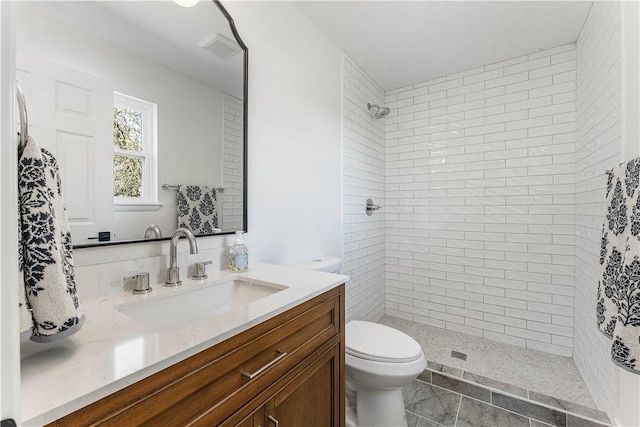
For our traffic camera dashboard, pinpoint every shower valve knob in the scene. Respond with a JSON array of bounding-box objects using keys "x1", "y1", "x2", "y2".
[{"x1": 365, "y1": 198, "x2": 382, "y2": 216}]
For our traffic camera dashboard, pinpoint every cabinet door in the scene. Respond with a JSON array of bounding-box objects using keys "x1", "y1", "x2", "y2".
[
  {"x1": 264, "y1": 343, "x2": 342, "y2": 427},
  {"x1": 235, "y1": 405, "x2": 265, "y2": 427},
  {"x1": 17, "y1": 52, "x2": 115, "y2": 243}
]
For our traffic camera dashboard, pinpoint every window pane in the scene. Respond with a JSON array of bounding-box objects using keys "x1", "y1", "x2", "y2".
[
  {"x1": 113, "y1": 106, "x2": 143, "y2": 152},
  {"x1": 113, "y1": 154, "x2": 143, "y2": 197}
]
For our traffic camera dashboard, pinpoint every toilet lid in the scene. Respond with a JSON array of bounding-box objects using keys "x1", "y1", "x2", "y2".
[{"x1": 346, "y1": 321, "x2": 423, "y2": 363}]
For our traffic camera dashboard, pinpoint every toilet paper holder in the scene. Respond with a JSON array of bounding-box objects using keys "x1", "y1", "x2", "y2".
[{"x1": 365, "y1": 198, "x2": 382, "y2": 216}]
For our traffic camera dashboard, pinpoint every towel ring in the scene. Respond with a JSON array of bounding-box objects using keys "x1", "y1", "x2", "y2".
[{"x1": 16, "y1": 81, "x2": 28, "y2": 155}]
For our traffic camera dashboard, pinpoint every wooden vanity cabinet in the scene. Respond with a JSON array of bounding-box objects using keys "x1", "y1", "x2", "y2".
[
  {"x1": 46, "y1": 285, "x2": 345, "y2": 427},
  {"x1": 219, "y1": 339, "x2": 341, "y2": 427}
]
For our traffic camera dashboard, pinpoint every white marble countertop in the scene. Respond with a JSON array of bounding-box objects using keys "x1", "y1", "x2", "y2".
[{"x1": 20, "y1": 263, "x2": 348, "y2": 426}]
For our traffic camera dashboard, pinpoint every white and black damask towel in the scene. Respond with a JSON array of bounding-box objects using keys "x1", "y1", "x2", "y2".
[
  {"x1": 597, "y1": 157, "x2": 640, "y2": 373},
  {"x1": 176, "y1": 185, "x2": 219, "y2": 234},
  {"x1": 18, "y1": 136, "x2": 85, "y2": 343}
]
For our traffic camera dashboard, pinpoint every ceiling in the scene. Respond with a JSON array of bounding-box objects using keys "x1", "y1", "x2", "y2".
[{"x1": 296, "y1": 1, "x2": 593, "y2": 91}]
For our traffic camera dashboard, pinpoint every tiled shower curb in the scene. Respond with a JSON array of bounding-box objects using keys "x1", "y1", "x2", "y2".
[{"x1": 420, "y1": 365, "x2": 611, "y2": 427}]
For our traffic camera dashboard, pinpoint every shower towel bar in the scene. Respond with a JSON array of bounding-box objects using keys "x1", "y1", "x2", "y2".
[
  {"x1": 16, "y1": 81, "x2": 28, "y2": 154},
  {"x1": 162, "y1": 183, "x2": 225, "y2": 193}
]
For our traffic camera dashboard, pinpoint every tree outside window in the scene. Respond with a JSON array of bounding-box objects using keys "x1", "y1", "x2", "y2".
[{"x1": 113, "y1": 93, "x2": 157, "y2": 207}]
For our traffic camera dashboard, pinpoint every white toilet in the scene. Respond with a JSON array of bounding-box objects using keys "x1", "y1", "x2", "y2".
[
  {"x1": 345, "y1": 320, "x2": 427, "y2": 427},
  {"x1": 288, "y1": 257, "x2": 428, "y2": 427}
]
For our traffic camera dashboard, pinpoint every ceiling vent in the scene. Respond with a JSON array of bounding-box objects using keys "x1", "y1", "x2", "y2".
[{"x1": 199, "y1": 34, "x2": 240, "y2": 59}]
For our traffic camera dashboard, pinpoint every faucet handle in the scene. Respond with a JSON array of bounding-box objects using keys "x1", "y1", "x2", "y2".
[
  {"x1": 193, "y1": 261, "x2": 213, "y2": 280},
  {"x1": 124, "y1": 272, "x2": 152, "y2": 295}
]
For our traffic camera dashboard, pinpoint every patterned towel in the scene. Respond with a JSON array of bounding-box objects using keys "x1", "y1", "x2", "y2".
[
  {"x1": 18, "y1": 136, "x2": 84, "y2": 343},
  {"x1": 597, "y1": 157, "x2": 640, "y2": 373},
  {"x1": 176, "y1": 185, "x2": 219, "y2": 234}
]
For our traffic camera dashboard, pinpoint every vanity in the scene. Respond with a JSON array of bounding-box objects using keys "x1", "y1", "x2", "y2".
[{"x1": 22, "y1": 264, "x2": 347, "y2": 426}]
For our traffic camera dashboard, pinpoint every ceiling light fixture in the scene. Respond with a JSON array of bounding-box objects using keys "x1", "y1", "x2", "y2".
[{"x1": 173, "y1": 0, "x2": 200, "y2": 7}]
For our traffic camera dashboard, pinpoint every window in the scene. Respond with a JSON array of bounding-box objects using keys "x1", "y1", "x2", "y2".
[{"x1": 113, "y1": 92, "x2": 158, "y2": 209}]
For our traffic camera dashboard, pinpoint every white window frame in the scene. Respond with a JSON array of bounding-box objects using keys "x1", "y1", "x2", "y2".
[{"x1": 113, "y1": 92, "x2": 160, "y2": 211}]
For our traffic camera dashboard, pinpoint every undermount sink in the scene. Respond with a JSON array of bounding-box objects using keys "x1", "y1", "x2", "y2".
[{"x1": 116, "y1": 279, "x2": 286, "y2": 332}]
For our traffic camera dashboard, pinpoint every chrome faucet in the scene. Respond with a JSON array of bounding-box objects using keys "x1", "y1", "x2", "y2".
[
  {"x1": 144, "y1": 224, "x2": 162, "y2": 239},
  {"x1": 165, "y1": 227, "x2": 198, "y2": 287}
]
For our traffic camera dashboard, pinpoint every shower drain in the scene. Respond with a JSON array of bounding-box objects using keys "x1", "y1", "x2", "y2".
[{"x1": 451, "y1": 350, "x2": 468, "y2": 361}]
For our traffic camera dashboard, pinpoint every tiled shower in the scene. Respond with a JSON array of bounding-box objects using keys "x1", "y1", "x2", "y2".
[
  {"x1": 383, "y1": 43, "x2": 577, "y2": 356},
  {"x1": 343, "y1": 1, "x2": 621, "y2": 417}
]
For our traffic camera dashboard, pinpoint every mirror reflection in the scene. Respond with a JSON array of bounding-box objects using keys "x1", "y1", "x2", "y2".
[{"x1": 15, "y1": 1, "x2": 247, "y2": 247}]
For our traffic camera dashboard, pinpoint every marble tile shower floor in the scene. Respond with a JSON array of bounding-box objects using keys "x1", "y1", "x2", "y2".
[
  {"x1": 378, "y1": 316, "x2": 610, "y2": 427},
  {"x1": 379, "y1": 316, "x2": 593, "y2": 408}
]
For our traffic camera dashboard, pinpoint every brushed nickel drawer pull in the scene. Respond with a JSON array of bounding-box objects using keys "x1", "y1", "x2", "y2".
[
  {"x1": 268, "y1": 415, "x2": 279, "y2": 427},
  {"x1": 241, "y1": 349, "x2": 287, "y2": 379}
]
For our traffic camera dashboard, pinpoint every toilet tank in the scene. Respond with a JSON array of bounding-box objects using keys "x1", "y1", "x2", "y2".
[{"x1": 287, "y1": 256, "x2": 342, "y2": 273}]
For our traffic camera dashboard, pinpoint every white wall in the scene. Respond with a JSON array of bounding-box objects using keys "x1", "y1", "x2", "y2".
[
  {"x1": 617, "y1": 1, "x2": 640, "y2": 425},
  {"x1": 16, "y1": 5, "x2": 224, "y2": 243},
  {"x1": 342, "y1": 53, "x2": 385, "y2": 322},
  {"x1": 224, "y1": 1, "x2": 343, "y2": 265},
  {"x1": 384, "y1": 45, "x2": 577, "y2": 357},
  {"x1": 574, "y1": 1, "x2": 621, "y2": 416},
  {"x1": 0, "y1": 1, "x2": 21, "y2": 420}
]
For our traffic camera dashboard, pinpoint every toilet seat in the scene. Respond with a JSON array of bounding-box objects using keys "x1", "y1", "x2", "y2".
[{"x1": 346, "y1": 321, "x2": 423, "y2": 363}]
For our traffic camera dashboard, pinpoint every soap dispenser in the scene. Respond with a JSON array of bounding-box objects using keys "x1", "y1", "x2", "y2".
[{"x1": 229, "y1": 231, "x2": 248, "y2": 272}]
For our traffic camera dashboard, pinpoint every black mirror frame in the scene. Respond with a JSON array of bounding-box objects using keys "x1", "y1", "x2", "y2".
[{"x1": 215, "y1": 0, "x2": 248, "y2": 237}]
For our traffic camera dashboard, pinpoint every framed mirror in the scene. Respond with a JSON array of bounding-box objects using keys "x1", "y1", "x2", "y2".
[{"x1": 15, "y1": 0, "x2": 247, "y2": 248}]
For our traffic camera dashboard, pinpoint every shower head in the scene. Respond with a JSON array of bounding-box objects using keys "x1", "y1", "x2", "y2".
[{"x1": 367, "y1": 103, "x2": 391, "y2": 119}]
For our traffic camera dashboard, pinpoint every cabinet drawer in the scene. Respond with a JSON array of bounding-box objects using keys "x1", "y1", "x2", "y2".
[
  {"x1": 48, "y1": 285, "x2": 344, "y2": 427},
  {"x1": 218, "y1": 338, "x2": 344, "y2": 427}
]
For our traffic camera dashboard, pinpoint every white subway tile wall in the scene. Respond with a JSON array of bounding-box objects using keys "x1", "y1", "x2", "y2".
[
  {"x1": 222, "y1": 94, "x2": 244, "y2": 231},
  {"x1": 574, "y1": 1, "x2": 621, "y2": 416},
  {"x1": 384, "y1": 44, "x2": 578, "y2": 358},
  {"x1": 343, "y1": 54, "x2": 386, "y2": 322}
]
